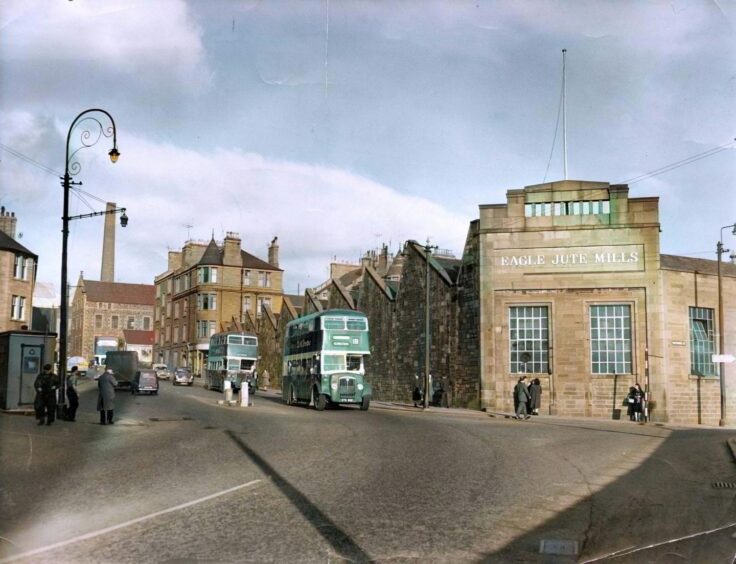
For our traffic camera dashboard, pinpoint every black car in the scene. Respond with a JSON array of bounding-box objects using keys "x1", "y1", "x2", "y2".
[{"x1": 132, "y1": 369, "x2": 159, "y2": 395}]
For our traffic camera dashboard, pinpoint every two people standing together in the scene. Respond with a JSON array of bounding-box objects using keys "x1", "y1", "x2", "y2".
[{"x1": 513, "y1": 375, "x2": 542, "y2": 420}]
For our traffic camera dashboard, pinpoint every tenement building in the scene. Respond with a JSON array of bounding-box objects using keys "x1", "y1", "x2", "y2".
[
  {"x1": 473, "y1": 180, "x2": 735, "y2": 425},
  {"x1": 154, "y1": 233, "x2": 283, "y2": 374},
  {"x1": 0, "y1": 208, "x2": 36, "y2": 333}
]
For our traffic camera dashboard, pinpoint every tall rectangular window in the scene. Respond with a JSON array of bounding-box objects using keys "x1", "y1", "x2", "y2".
[
  {"x1": 14, "y1": 255, "x2": 29, "y2": 279},
  {"x1": 127, "y1": 317, "x2": 136, "y2": 329},
  {"x1": 95, "y1": 314, "x2": 102, "y2": 329},
  {"x1": 257, "y1": 271, "x2": 264, "y2": 287},
  {"x1": 242, "y1": 295, "x2": 252, "y2": 314},
  {"x1": 111, "y1": 315, "x2": 119, "y2": 329},
  {"x1": 690, "y1": 307, "x2": 717, "y2": 376},
  {"x1": 198, "y1": 293, "x2": 217, "y2": 310},
  {"x1": 590, "y1": 305, "x2": 632, "y2": 374},
  {"x1": 197, "y1": 320, "x2": 216, "y2": 339},
  {"x1": 143, "y1": 316, "x2": 151, "y2": 330},
  {"x1": 243, "y1": 270, "x2": 251, "y2": 285},
  {"x1": 509, "y1": 306, "x2": 549, "y2": 373},
  {"x1": 11, "y1": 296, "x2": 26, "y2": 320},
  {"x1": 197, "y1": 267, "x2": 218, "y2": 284}
]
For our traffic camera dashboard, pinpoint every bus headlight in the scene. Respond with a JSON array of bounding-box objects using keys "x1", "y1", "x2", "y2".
[
  {"x1": 331, "y1": 383, "x2": 338, "y2": 391},
  {"x1": 357, "y1": 383, "x2": 364, "y2": 391}
]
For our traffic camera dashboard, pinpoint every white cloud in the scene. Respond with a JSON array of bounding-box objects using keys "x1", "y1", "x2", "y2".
[
  {"x1": 2, "y1": 126, "x2": 469, "y2": 296},
  {"x1": 0, "y1": 0, "x2": 208, "y2": 91}
]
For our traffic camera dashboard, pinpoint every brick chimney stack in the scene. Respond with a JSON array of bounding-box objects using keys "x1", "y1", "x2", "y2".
[
  {"x1": 100, "y1": 202, "x2": 116, "y2": 282},
  {"x1": 223, "y1": 232, "x2": 243, "y2": 267},
  {"x1": 0, "y1": 207, "x2": 18, "y2": 239},
  {"x1": 268, "y1": 236, "x2": 279, "y2": 268}
]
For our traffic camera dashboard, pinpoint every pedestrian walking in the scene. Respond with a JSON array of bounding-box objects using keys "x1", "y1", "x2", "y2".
[
  {"x1": 514, "y1": 376, "x2": 531, "y2": 419},
  {"x1": 625, "y1": 386, "x2": 638, "y2": 421},
  {"x1": 33, "y1": 364, "x2": 59, "y2": 426},
  {"x1": 633, "y1": 383, "x2": 644, "y2": 422},
  {"x1": 97, "y1": 368, "x2": 118, "y2": 425},
  {"x1": 261, "y1": 369, "x2": 270, "y2": 391},
  {"x1": 412, "y1": 375, "x2": 423, "y2": 407},
  {"x1": 528, "y1": 378, "x2": 542, "y2": 415},
  {"x1": 65, "y1": 366, "x2": 80, "y2": 422},
  {"x1": 439, "y1": 375, "x2": 450, "y2": 408}
]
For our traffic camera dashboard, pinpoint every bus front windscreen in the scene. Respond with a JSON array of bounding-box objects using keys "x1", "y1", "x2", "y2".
[
  {"x1": 322, "y1": 354, "x2": 345, "y2": 372},
  {"x1": 323, "y1": 354, "x2": 363, "y2": 373}
]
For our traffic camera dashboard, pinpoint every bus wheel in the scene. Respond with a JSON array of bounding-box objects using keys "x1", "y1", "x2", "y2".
[
  {"x1": 360, "y1": 396, "x2": 370, "y2": 411},
  {"x1": 314, "y1": 389, "x2": 327, "y2": 411}
]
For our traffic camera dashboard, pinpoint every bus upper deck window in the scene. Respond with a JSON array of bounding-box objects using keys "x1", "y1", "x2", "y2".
[
  {"x1": 346, "y1": 319, "x2": 367, "y2": 331},
  {"x1": 324, "y1": 318, "x2": 344, "y2": 330}
]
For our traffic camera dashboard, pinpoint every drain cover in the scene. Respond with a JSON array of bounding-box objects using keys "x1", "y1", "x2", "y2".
[
  {"x1": 712, "y1": 482, "x2": 736, "y2": 489},
  {"x1": 149, "y1": 416, "x2": 194, "y2": 422},
  {"x1": 540, "y1": 540, "x2": 578, "y2": 555}
]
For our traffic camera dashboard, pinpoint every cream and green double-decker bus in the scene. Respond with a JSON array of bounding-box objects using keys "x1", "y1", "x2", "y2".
[{"x1": 282, "y1": 309, "x2": 372, "y2": 411}]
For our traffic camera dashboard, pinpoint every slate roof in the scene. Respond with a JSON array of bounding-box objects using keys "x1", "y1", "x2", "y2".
[
  {"x1": 198, "y1": 239, "x2": 223, "y2": 266},
  {"x1": 123, "y1": 330, "x2": 155, "y2": 345},
  {"x1": 196, "y1": 238, "x2": 282, "y2": 271},
  {"x1": 434, "y1": 257, "x2": 463, "y2": 284},
  {"x1": 0, "y1": 230, "x2": 37, "y2": 259},
  {"x1": 284, "y1": 294, "x2": 304, "y2": 309},
  {"x1": 660, "y1": 254, "x2": 736, "y2": 277},
  {"x1": 242, "y1": 250, "x2": 281, "y2": 271},
  {"x1": 83, "y1": 280, "x2": 155, "y2": 306}
]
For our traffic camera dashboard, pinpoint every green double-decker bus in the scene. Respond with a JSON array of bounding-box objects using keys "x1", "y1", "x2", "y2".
[{"x1": 282, "y1": 309, "x2": 372, "y2": 411}]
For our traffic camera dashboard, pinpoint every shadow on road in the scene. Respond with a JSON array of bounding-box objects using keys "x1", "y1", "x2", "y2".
[
  {"x1": 225, "y1": 429, "x2": 373, "y2": 562},
  {"x1": 478, "y1": 425, "x2": 736, "y2": 563}
]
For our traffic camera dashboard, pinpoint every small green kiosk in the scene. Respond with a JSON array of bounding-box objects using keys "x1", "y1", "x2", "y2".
[{"x1": 0, "y1": 330, "x2": 57, "y2": 410}]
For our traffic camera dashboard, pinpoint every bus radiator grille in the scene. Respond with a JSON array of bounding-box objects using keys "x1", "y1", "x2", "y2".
[{"x1": 338, "y1": 377, "x2": 356, "y2": 398}]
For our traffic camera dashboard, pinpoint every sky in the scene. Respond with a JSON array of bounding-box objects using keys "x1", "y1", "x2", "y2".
[{"x1": 1, "y1": 0, "x2": 735, "y2": 299}]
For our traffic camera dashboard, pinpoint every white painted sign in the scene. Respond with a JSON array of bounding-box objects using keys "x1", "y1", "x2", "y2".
[
  {"x1": 494, "y1": 244, "x2": 645, "y2": 274},
  {"x1": 712, "y1": 354, "x2": 735, "y2": 364}
]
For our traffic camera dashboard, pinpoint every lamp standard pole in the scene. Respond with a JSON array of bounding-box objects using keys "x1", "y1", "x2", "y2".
[
  {"x1": 59, "y1": 109, "x2": 119, "y2": 410},
  {"x1": 717, "y1": 222, "x2": 736, "y2": 427},
  {"x1": 423, "y1": 240, "x2": 437, "y2": 409}
]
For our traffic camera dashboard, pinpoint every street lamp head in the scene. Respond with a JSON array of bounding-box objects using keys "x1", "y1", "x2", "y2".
[
  {"x1": 120, "y1": 210, "x2": 128, "y2": 228},
  {"x1": 108, "y1": 147, "x2": 120, "y2": 163}
]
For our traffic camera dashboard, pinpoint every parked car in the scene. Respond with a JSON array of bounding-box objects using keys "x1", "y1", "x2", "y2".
[
  {"x1": 152, "y1": 363, "x2": 171, "y2": 380},
  {"x1": 173, "y1": 368, "x2": 194, "y2": 386},
  {"x1": 132, "y1": 369, "x2": 159, "y2": 395}
]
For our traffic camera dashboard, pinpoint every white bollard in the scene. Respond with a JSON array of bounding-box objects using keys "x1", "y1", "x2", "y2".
[
  {"x1": 240, "y1": 381, "x2": 250, "y2": 407},
  {"x1": 223, "y1": 379, "x2": 232, "y2": 402}
]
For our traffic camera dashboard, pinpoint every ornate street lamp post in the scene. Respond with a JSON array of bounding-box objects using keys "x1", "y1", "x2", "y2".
[
  {"x1": 58, "y1": 109, "x2": 120, "y2": 410},
  {"x1": 717, "y1": 222, "x2": 736, "y2": 426}
]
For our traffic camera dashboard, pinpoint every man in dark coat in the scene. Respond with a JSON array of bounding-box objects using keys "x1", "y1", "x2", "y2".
[
  {"x1": 65, "y1": 366, "x2": 80, "y2": 422},
  {"x1": 33, "y1": 364, "x2": 59, "y2": 426},
  {"x1": 97, "y1": 368, "x2": 118, "y2": 425},
  {"x1": 528, "y1": 378, "x2": 542, "y2": 415},
  {"x1": 514, "y1": 376, "x2": 531, "y2": 420}
]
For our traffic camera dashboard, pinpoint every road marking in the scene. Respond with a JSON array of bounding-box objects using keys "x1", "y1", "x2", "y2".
[
  {"x1": 0, "y1": 479, "x2": 262, "y2": 563},
  {"x1": 581, "y1": 521, "x2": 736, "y2": 562}
]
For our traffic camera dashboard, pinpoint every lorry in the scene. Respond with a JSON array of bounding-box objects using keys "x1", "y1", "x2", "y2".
[{"x1": 104, "y1": 351, "x2": 139, "y2": 390}]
